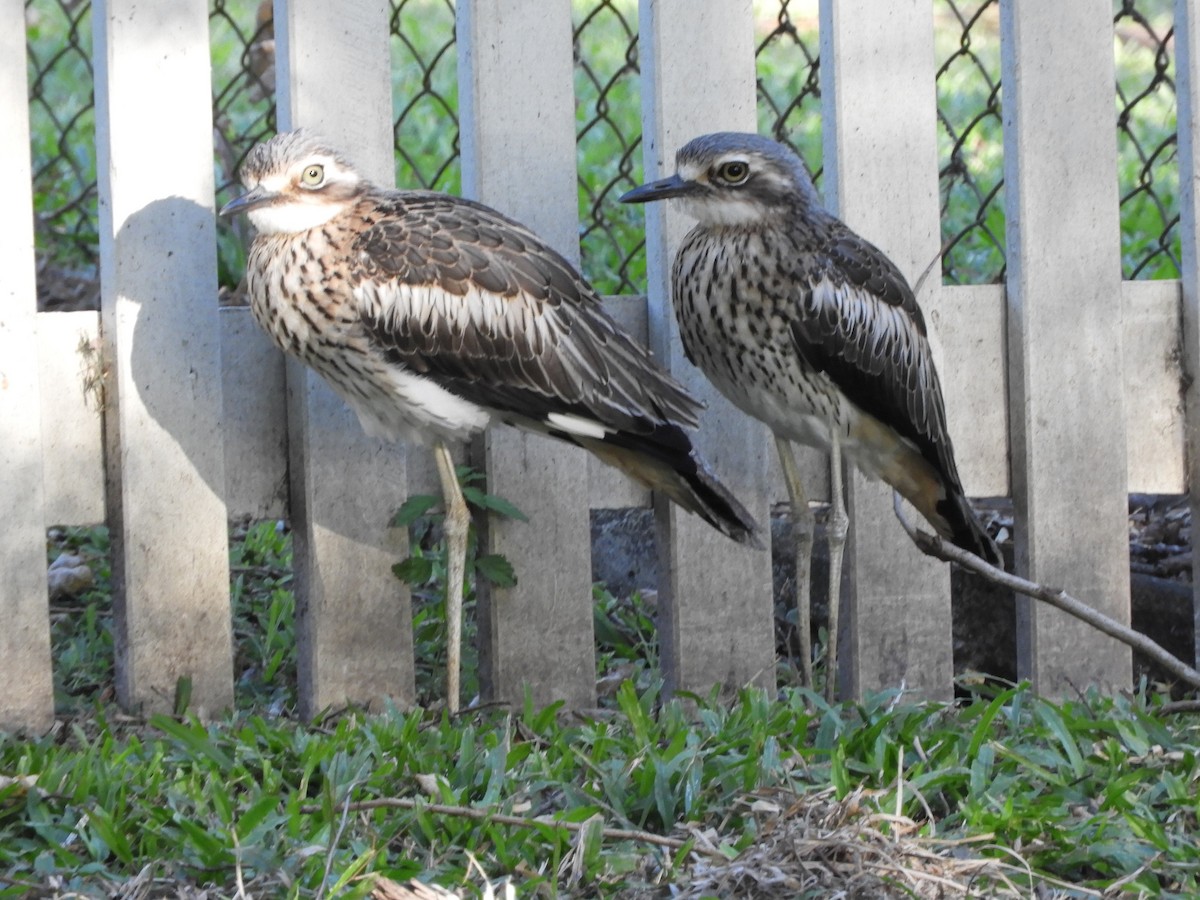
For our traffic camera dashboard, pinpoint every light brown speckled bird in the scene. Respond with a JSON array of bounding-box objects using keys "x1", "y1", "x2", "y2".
[{"x1": 622, "y1": 132, "x2": 999, "y2": 699}]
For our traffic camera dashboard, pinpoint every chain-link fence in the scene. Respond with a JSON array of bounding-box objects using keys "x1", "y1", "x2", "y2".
[
  {"x1": 26, "y1": 0, "x2": 96, "y2": 292},
  {"x1": 24, "y1": 0, "x2": 1182, "y2": 307},
  {"x1": 390, "y1": 0, "x2": 459, "y2": 194},
  {"x1": 1115, "y1": 0, "x2": 1178, "y2": 280},
  {"x1": 936, "y1": 0, "x2": 1005, "y2": 284},
  {"x1": 209, "y1": 0, "x2": 275, "y2": 290},
  {"x1": 574, "y1": 0, "x2": 644, "y2": 294},
  {"x1": 934, "y1": 0, "x2": 1178, "y2": 284},
  {"x1": 756, "y1": 1, "x2": 822, "y2": 179}
]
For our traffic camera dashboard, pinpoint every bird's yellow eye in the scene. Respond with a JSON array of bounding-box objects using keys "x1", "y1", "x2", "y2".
[
  {"x1": 301, "y1": 164, "x2": 325, "y2": 187},
  {"x1": 716, "y1": 160, "x2": 750, "y2": 185}
]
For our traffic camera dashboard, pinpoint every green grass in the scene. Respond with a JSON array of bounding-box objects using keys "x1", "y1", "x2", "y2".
[
  {"x1": 229, "y1": 520, "x2": 299, "y2": 714},
  {"x1": 45, "y1": 527, "x2": 114, "y2": 707},
  {"x1": 9, "y1": 523, "x2": 1200, "y2": 897}
]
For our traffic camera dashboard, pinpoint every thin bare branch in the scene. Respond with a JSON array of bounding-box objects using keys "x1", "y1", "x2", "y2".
[
  {"x1": 1159, "y1": 700, "x2": 1200, "y2": 715},
  {"x1": 891, "y1": 493, "x2": 1200, "y2": 692}
]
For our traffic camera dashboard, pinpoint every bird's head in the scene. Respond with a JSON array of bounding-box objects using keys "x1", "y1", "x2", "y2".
[
  {"x1": 620, "y1": 132, "x2": 819, "y2": 227},
  {"x1": 219, "y1": 130, "x2": 364, "y2": 235}
]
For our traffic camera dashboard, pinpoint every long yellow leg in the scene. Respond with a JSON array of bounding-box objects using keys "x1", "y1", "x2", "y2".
[
  {"x1": 434, "y1": 442, "x2": 470, "y2": 713},
  {"x1": 775, "y1": 436, "x2": 815, "y2": 689},
  {"x1": 825, "y1": 428, "x2": 848, "y2": 702}
]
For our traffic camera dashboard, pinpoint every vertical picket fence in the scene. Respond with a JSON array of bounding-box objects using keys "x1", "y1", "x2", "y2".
[
  {"x1": 1, "y1": 0, "x2": 1194, "y2": 732},
  {"x1": 1, "y1": 0, "x2": 55, "y2": 728}
]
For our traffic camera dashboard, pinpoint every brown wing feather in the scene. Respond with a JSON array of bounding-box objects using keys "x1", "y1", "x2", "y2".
[
  {"x1": 786, "y1": 224, "x2": 1000, "y2": 564},
  {"x1": 787, "y1": 223, "x2": 959, "y2": 491},
  {"x1": 350, "y1": 190, "x2": 701, "y2": 435},
  {"x1": 347, "y1": 190, "x2": 760, "y2": 546}
]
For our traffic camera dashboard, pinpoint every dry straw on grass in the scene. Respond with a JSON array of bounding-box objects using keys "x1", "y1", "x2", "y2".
[
  {"x1": 360, "y1": 784, "x2": 1093, "y2": 899},
  {"x1": 647, "y1": 785, "x2": 1089, "y2": 898}
]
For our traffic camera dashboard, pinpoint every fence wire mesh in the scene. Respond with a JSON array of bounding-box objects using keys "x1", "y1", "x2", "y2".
[
  {"x1": 756, "y1": 0, "x2": 822, "y2": 181},
  {"x1": 25, "y1": 0, "x2": 96, "y2": 300},
  {"x1": 936, "y1": 0, "x2": 1005, "y2": 284},
  {"x1": 574, "y1": 0, "x2": 644, "y2": 294},
  {"x1": 209, "y1": 0, "x2": 275, "y2": 290},
  {"x1": 391, "y1": 0, "x2": 459, "y2": 194},
  {"x1": 23, "y1": 0, "x2": 1183, "y2": 305},
  {"x1": 1115, "y1": 0, "x2": 1178, "y2": 280}
]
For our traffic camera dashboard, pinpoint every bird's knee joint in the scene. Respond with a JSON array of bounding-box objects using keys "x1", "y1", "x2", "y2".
[
  {"x1": 826, "y1": 509, "x2": 849, "y2": 544},
  {"x1": 443, "y1": 506, "x2": 471, "y2": 541},
  {"x1": 793, "y1": 504, "x2": 816, "y2": 541}
]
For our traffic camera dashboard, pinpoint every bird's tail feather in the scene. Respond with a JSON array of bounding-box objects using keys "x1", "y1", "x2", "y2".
[
  {"x1": 575, "y1": 434, "x2": 762, "y2": 549},
  {"x1": 935, "y1": 491, "x2": 1002, "y2": 568},
  {"x1": 874, "y1": 436, "x2": 1002, "y2": 568}
]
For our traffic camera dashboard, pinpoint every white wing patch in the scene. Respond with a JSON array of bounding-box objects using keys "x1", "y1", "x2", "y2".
[
  {"x1": 546, "y1": 412, "x2": 609, "y2": 440},
  {"x1": 337, "y1": 359, "x2": 491, "y2": 445}
]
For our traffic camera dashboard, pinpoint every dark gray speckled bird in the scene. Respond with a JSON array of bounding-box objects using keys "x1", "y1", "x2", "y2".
[
  {"x1": 622, "y1": 132, "x2": 1000, "y2": 698},
  {"x1": 219, "y1": 129, "x2": 761, "y2": 711}
]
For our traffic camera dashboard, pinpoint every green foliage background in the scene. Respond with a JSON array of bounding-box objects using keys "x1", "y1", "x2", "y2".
[{"x1": 25, "y1": 0, "x2": 1181, "y2": 299}]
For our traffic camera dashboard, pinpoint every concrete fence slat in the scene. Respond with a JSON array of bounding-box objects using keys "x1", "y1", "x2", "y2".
[
  {"x1": 636, "y1": 0, "x2": 776, "y2": 698},
  {"x1": 1000, "y1": 0, "x2": 1132, "y2": 694},
  {"x1": 219, "y1": 307, "x2": 289, "y2": 520},
  {"x1": 820, "y1": 0, "x2": 954, "y2": 700},
  {"x1": 37, "y1": 311, "x2": 106, "y2": 526},
  {"x1": 93, "y1": 0, "x2": 234, "y2": 715},
  {"x1": 1176, "y1": 0, "x2": 1200, "y2": 673},
  {"x1": 930, "y1": 285, "x2": 1010, "y2": 499},
  {"x1": 273, "y1": 0, "x2": 416, "y2": 715},
  {"x1": 1, "y1": 0, "x2": 55, "y2": 731},
  {"x1": 1122, "y1": 280, "x2": 1185, "y2": 495},
  {"x1": 458, "y1": 0, "x2": 597, "y2": 710}
]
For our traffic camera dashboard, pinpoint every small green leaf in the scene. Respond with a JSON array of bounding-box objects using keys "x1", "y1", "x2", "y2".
[
  {"x1": 670, "y1": 836, "x2": 697, "y2": 874},
  {"x1": 475, "y1": 553, "x2": 517, "y2": 587},
  {"x1": 392, "y1": 556, "x2": 435, "y2": 585},
  {"x1": 617, "y1": 680, "x2": 653, "y2": 747},
  {"x1": 830, "y1": 742, "x2": 849, "y2": 798},
  {"x1": 579, "y1": 812, "x2": 605, "y2": 873},
  {"x1": 967, "y1": 687, "x2": 1016, "y2": 759},
  {"x1": 326, "y1": 847, "x2": 378, "y2": 896},
  {"x1": 236, "y1": 794, "x2": 281, "y2": 841},
  {"x1": 389, "y1": 495, "x2": 439, "y2": 527},
  {"x1": 175, "y1": 816, "x2": 229, "y2": 867},
  {"x1": 87, "y1": 808, "x2": 133, "y2": 865},
  {"x1": 1034, "y1": 700, "x2": 1087, "y2": 780},
  {"x1": 150, "y1": 714, "x2": 235, "y2": 770},
  {"x1": 461, "y1": 486, "x2": 528, "y2": 522},
  {"x1": 455, "y1": 464, "x2": 485, "y2": 486}
]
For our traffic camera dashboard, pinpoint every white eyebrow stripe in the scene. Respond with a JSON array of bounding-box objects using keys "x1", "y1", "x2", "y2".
[{"x1": 259, "y1": 172, "x2": 290, "y2": 192}]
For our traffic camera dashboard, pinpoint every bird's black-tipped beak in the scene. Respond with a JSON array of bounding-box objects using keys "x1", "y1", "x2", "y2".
[
  {"x1": 619, "y1": 174, "x2": 696, "y2": 204},
  {"x1": 219, "y1": 184, "x2": 276, "y2": 218}
]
